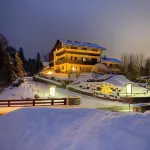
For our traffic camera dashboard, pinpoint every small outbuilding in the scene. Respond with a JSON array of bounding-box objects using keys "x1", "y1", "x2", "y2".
[{"x1": 133, "y1": 104, "x2": 150, "y2": 113}]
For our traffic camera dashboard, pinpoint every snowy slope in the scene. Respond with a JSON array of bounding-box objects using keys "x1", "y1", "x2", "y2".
[
  {"x1": 0, "y1": 83, "x2": 34, "y2": 99},
  {"x1": 0, "y1": 108, "x2": 150, "y2": 150}
]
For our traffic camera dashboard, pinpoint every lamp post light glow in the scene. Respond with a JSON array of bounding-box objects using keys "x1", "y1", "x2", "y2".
[
  {"x1": 49, "y1": 85, "x2": 56, "y2": 97},
  {"x1": 125, "y1": 83, "x2": 133, "y2": 112},
  {"x1": 126, "y1": 83, "x2": 133, "y2": 95}
]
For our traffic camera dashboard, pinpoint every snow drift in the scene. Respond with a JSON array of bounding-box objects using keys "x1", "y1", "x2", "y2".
[{"x1": 0, "y1": 108, "x2": 150, "y2": 150}]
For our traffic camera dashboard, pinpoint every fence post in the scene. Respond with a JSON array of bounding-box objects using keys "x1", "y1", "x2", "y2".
[
  {"x1": 8, "y1": 100, "x2": 10, "y2": 107},
  {"x1": 33, "y1": 100, "x2": 35, "y2": 106},
  {"x1": 51, "y1": 99, "x2": 54, "y2": 105},
  {"x1": 64, "y1": 98, "x2": 67, "y2": 105}
]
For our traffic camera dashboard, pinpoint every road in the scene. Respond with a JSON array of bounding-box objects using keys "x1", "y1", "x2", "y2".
[{"x1": 26, "y1": 77, "x2": 128, "y2": 108}]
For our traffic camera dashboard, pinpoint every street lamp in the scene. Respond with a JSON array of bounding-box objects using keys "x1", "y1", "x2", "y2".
[
  {"x1": 49, "y1": 85, "x2": 56, "y2": 97},
  {"x1": 126, "y1": 83, "x2": 133, "y2": 96},
  {"x1": 125, "y1": 83, "x2": 133, "y2": 112}
]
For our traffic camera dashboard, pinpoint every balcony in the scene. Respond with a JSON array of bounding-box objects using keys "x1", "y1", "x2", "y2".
[
  {"x1": 55, "y1": 59, "x2": 97, "y2": 65},
  {"x1": 56, "y1": 49, "x2": 100, "y2": 57}
]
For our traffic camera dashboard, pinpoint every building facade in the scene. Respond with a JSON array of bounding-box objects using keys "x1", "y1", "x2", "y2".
[
  {"x1": 49, "y1": 40, "x2": 106, "y2": 73},
  {"x1": 101, "y1": 57, "x2": 123, "y2": 74}
]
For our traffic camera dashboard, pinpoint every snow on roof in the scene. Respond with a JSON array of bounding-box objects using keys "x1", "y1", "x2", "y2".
[
  {"x1": 60, "y1": 40, "x2": 107, "y2": 50},
  {"x1": 0, "y1": 108, "x2": 150, "y2": 150},
  {"x1": 101, "y1": 57, "x2": 122, "y2": 64}
]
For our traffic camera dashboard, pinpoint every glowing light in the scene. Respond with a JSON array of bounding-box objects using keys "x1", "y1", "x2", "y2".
[
  {"x1": 126, "y1": 83, "x2": 132, "y2": 94},
  {"x1": 47, "y1": 71, "x2": 52, "y2": 75},
  {"x1": 49, "y1": 86, "x2": 56, "y2": 96},
  {"x1": 72, "y1": 66, "x2": 76, "y2": 71}
]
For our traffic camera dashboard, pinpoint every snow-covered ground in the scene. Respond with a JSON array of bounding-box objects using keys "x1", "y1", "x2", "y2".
[
  {"x1": 0, "y1": 108, "x2": 150, "y2": 150},
  {"x1": 27, "y1": 77, "x2": 128, "y2": 108},
  {"x1": 0, "y1": 82, "x2": 34, "y2": 99},
  {"x1": 70, "y1": 74, "x2": 150, "y2": 98},
  {"x1": 0, "y1": 77, "x2": 128, "y2": 108}
]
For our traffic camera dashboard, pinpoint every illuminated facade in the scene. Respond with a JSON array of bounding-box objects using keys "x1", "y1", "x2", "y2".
[{"x1": 49, "y1": 40, "x2": 106, "y2": 73}]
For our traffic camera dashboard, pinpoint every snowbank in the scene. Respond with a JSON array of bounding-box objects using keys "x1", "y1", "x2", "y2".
[
  {"x1": 0, "y1": 108, "x2": 150, "y2": 150},
  {"x1": 0, "y1": 83, "x2": 34, "y2": 99}
]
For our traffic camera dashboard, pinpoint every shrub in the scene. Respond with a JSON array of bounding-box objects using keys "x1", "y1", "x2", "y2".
[
  {"x1": 34, "y1": 94, "x2": 40, "y2": 99},
  {"x1": 33, "y1": 76, "x2": 66, "y2": 89},
  {"x1": 68, "y1": 87, "x2": 93, "y2": 96},
  {"x1": 51, "y1": 76, "x2": 55, "y2": 80},
  {"x1": 69, "y1": 97, "x2": 80, "y2": 105}
]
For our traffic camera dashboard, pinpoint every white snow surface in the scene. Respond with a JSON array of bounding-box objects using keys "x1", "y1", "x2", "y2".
[
  {"x1": 0, "y1": 83, "x2": 34, "y2": 99},
  {"x1": 0, "y1": 108, "x2": 150, "y2": 150}
]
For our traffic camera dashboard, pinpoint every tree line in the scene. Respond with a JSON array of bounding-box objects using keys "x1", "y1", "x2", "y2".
[
  {"x1": 121, "y1": 52, "x2": 150, "y2": 81},
  {"x1": 0, "y1": 34, "x2": 43, "y2": 86}
]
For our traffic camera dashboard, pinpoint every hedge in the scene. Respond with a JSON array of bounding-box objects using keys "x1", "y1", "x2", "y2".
[
  {"x1": 33, "y1": 76, "x2": 66, "y2": 89},
  {"x1": 68, "y1": 87, "x2": 93, "y2": 96},
  {"x1": 97, "y1": 105, "x2": 133, "y2": 112},
  {"x1": 68, "y1": 97, "x2": 81, "y2": 105}
]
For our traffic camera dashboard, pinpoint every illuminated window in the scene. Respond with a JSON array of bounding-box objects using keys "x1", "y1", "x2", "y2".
[
  {"x1": 82, "y1": 48, "x2": 87, "y2": 50},
  {"x1": 83, "y1": 58, "x2": 86, "y2": 62},
  {"x1": 71, "y1": 46, "x2": 77, "y2": 49},
  {"x1": 71, "y1": 66, "x2": 76, "y2": 71}
]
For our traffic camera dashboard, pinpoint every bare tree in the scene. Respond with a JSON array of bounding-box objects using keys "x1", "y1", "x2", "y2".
[
  {"x1": 132, "y1": 52, "x2": 145, "y2": 78},
  {"x1": 76, "y1": 71, "x2": 81, "y2": 79},
  {"x1": 120, "y1": 52, "x2": 129, "y2": 73}
]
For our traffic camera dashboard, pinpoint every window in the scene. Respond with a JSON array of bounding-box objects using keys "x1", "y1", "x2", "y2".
[
  {"x1": 92, "y1": 49, "x2": 98, "y2": 51},
  {"x1": 109, "y1": 64, "x2": 112, "y2": 67},
  {"x1": 67, "y1": 40, "x2": 72, "y2": 42},
  {"x1": 71, "y1": 66, "x2": 76, "y2": 71},
  {"x1": 103, "y1": 63, "x2": 107, "y2": 66},
  {"x1": 62, "y1": 66, "x2": 64, "y2": 70},
  {"x1": 66, "y1": 45, "x2": 71, "y2": 49},
  {"x1": 74, "y1": 57, "x2": 77, "y2": 60},
  {"x1": 82, "y1": 47, "x2": 87, "y2": 50},
  {"x1": 75, "y1": 41, "x2": 80, "y2": 43},
  {"x1": 71, "y1": 46, "x2": 77, "y2": 49},
  {"x1": 83, "y1": 58, "x2": 86, "y2": 62}
]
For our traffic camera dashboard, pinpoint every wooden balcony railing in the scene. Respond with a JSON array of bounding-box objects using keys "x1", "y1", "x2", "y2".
[{"x1": 55, "y1": 59, "x2": 97, "y2": 65}]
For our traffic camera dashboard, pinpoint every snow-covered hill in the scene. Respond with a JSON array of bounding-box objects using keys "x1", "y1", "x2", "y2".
[{"x1": 0, "y1": 108, "x2": 150, "y2": 150}]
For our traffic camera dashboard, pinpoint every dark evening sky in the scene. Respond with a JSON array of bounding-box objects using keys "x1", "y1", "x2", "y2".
[{"x1": 0, "y1": 0, "x2": 150, "y2": 58}]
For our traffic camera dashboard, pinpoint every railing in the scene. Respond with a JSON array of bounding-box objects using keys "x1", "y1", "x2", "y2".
[
  {"x1": 0, "y1": 98, "x2": 67, "y2": 107},
  {"x1": 119, "y1": 92, "x2": 150, "y2": 97},
  {"x1": 56, "y1": 49, "x2": 100, "y2": 56},
  {"x1": 56, "y1": 59, "x2": 96, "y2": 65}
]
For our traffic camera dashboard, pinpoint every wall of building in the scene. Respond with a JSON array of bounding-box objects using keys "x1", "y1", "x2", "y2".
[
  {"x1": 102, "y1": 62, "x2": 123, "y2": 74},
  {"x1": 52, "y1": 42, "x2": 104, "y2": 73},
  {"x1": 54, "y1": 63, "x2": 93, "y2": 73}
]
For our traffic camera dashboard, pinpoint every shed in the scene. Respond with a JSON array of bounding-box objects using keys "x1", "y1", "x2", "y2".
[{"x1": 133, "y1": 103, "x2": 150, "y2": 113}]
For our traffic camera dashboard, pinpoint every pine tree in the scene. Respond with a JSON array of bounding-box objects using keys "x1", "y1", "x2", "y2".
[
  {"x1": 35, "y1": 52, "x2": 43, "y2": 73},
  {"x1": 18, "y1": 47, "x2": 26, "y2": 70},
  {"x1": 3, "y1": 53, "x2": 17, "y2": 84},
  {"x1": 15, "y1": 52, "x2": 24, "y2": 78}
]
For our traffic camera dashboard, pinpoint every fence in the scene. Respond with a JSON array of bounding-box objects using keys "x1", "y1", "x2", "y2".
[{"x1": 0, "y1": 98, "x2": 67, "y2": 107}]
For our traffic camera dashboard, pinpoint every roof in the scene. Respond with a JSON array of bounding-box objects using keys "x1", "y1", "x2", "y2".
[
  {"x1": 59, "y1": 40, "x2": 106, "y2": 50},
  {"x1": 101, "y1": 57, "x2": 122, "y2": 64}
]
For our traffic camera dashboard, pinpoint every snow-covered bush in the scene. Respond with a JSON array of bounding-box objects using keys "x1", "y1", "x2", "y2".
[{"x1": 34, "y1": 94, "x2": 40, "y2": 99}]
